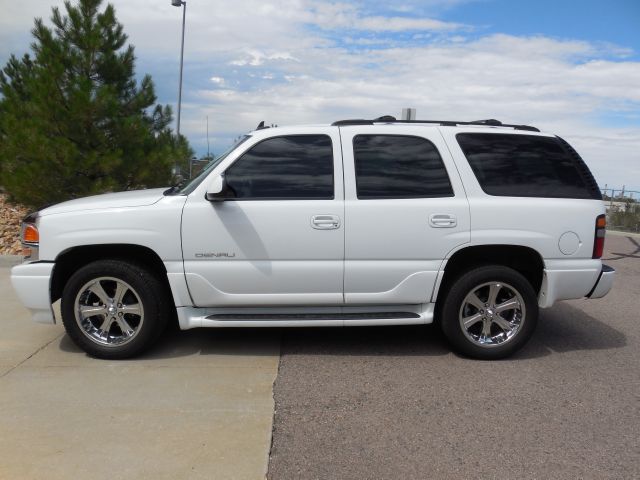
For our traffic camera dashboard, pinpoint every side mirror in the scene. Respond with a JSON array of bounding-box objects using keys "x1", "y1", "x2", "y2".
[{"x1": 205, "y1": 174, "x2": 232, "y2": 201}]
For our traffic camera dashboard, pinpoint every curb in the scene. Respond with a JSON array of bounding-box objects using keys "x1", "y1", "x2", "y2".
[
  {"x1": 608, "y1": 230, "x2": 640, "y2": 238},
  {"x1": 0, "y1": 255, "x2": 23, "y2": 267}
]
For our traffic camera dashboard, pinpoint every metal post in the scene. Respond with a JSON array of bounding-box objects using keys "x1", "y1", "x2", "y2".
[
  {"x1": 610, "y1": 190, "x2": 615, "y2": 211},
  {"x1": 206, "y1": 115, "x2": 210, "y2": 158},
  {"x1": 176, "y1": 1, "x2": 186, "y2": 139}
]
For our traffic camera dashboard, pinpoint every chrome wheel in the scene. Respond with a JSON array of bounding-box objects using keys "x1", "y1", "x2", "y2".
[
  {"x1": 459, "y1": 281, "x2": 526, "y2": 348},
  {"x1": 74, "y1": 277, "x2": 144, "y2": 347}
]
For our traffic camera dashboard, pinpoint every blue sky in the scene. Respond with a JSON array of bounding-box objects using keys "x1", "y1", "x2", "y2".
[
  {"x1": 439, "y1": 0, "x2": 640, "y2": 53},
  {"x1": 1, "y1": 0, "x2": 639, "y2": 192}
]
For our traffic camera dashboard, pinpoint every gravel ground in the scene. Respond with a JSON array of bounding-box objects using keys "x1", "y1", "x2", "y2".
[{"x1": 268, "y1": 235, "x2": 640, "y2": 480}]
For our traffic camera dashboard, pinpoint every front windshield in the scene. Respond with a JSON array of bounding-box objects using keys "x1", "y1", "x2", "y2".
[{"x1": 177, "y1": 135, "x2": 251, "y2": 195}]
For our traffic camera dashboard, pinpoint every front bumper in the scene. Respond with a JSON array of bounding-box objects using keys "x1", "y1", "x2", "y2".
[
  {"x1": 587, "y1": 264, "x2": 615, "y2": 299},
  {"x1": 10, "y1": 262, "x2": 55, "y2": 324}
]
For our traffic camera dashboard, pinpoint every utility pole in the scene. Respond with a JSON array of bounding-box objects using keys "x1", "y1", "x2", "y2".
[{"x1": 206, "y1": 115, "x2": 210, "y2": 158}]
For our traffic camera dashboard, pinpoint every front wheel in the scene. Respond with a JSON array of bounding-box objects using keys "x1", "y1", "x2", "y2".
[
  {"x1": 61, "y1": 260, "x2": 170, "y2": 359},
  {"x1": 439, "y1": 265, "x2": 538, "y2": 360}
]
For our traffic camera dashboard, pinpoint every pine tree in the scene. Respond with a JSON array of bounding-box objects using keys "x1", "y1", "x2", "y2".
[{"x1": 0, "y1": 0, "x2": 192, "y2": 208}]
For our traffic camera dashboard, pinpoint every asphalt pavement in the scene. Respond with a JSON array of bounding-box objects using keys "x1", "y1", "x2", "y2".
[{"x1": 268, "y1": 234, "x2": 640, "y2": 480}]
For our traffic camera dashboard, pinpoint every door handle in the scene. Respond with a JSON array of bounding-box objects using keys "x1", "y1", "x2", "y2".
[
  {"x1": 311, "y1": 215, "x2": 341, "y2": 230},
  {"x1": 429, "y1": 213, "x2": 457, "y2": 228}
]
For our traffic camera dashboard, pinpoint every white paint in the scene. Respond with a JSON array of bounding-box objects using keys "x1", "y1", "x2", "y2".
[
  {"x1": 10, "y1": 123, "x2": 614, "y2": 328},
  {"x1": 10, "y1": 263, "x2": 55, "y2": 324},
  {"x1": 558, "y1": 231, "x2": 581, "y2": 255},
  {"x1": 182, "y1": 126, "x2": 345, "y2": 306}
]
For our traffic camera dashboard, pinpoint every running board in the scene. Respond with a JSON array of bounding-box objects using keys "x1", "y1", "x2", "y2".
[
  {"x1": 206, "y1": 312, "x2": 420, "y2": 321},
  {"x1": 176, "y1": 305, "x2": 434, "y2": 330}
]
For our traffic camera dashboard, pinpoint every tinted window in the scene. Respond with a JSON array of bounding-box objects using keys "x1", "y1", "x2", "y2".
[
  {"x1": 457, "y1": 133, "x2": 595, "y2": 199},
  {"x1": 353, "y1": 135, "x2": 453, "y2": 199},
  {"x1": 179, "y1": 135, "x2": 251, "y2": 195},
  {"x1": 225, "y1": 135, "x2": 334, "y2": 199}
]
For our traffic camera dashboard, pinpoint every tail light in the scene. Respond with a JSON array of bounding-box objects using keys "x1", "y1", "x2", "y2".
[{"x1": 592, "y1": 214, "x2": 606, "y2": 259}]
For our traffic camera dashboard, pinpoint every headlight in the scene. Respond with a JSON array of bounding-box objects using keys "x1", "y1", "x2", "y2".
[
  {"x1": 22, "y1": 224, "x2": 39, "y2": 245},
  {"x1": 20, "y1": 212, "x2": 40, "y2": 261}
]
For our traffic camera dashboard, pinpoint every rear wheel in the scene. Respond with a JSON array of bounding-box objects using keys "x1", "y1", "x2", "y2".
[
  {"x1": 440, "y1": 265, "x2": 538, "y2": 359},
  {"x1": 61, "y1": 260, "x2": 170, "y2": 359}
]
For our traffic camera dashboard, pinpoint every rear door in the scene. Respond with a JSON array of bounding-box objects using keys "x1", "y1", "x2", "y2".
[{"x1": 340, "y1": 126, "x2": 470, "y2": 304}]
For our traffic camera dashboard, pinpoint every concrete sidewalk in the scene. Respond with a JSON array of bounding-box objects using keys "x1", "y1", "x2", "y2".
[{"x1": 0, "y1": 262, "x2": 280, "y2": 480}]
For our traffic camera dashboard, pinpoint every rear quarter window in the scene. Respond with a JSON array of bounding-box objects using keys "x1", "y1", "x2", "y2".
[{"x1": 456, "y1": 133, "x2": 601, "y2": 199}]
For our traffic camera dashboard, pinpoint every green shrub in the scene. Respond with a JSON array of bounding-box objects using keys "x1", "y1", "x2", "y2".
[{"x1": 610, "y1": 203, "x2": 640, "y2": 233}]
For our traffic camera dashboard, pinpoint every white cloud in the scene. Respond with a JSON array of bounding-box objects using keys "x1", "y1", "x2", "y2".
[
  {"x1": 183, "y1": 32, "x2": 640, "y2": 189},
  {"x1": 301, "y1": 3, "x2": 466, "y2": 32},
  {"x1": 563, "y1": 128, "x2": 640, "y2": 192},
  {"x1": 230, "y1": 51, "x2": 299, "y2": 67},
  {"x1": 189, "y1": 34, "x2": 640, "y2": 125},
  {"x1": 352, "y1": 15, "x2": 464, "y2": 32},
  {"x1": 1, "y1": 0, "x2": 638, "y2": 189}
]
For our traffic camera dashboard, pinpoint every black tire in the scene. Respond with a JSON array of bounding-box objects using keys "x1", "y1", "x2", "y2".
[
  {"x1": 61, "y1": 259, "x2": 170, "y2": 359},
  {"x1": 439, "y1": 265, "x2": 538, "y2": 360}
]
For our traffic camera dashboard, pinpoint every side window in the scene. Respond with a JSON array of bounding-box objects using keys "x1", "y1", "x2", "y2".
[
  {"x1": 225, "y1": 135, "x2": 334, "y2": 199},
  {"x1": 353, "y1": 135, "x2": 454, "y2": 199},
  {"x1": 456, "y1": 133, "x2": 597, "y2": 199}
]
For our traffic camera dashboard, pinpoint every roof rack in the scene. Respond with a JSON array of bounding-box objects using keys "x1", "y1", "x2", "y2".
[{"x1": 331, "y1": 116, "x2": 540, "y2": 132}]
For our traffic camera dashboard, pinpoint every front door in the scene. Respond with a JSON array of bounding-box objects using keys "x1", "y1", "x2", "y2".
[
  {"x1": 181, "y1": 128, "x2": 345, "y2": 307},
  {"x1": 340, "y1": 126, "x2": 470, "y2": 304}
]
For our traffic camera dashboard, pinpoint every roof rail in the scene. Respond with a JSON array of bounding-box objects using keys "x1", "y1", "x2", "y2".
[
  {"x1": 331, "y1": 116, "x2": 539, "y2": 132},
  {"x1": 331, "y1": 119, "x2": 374, "y2": 126}
]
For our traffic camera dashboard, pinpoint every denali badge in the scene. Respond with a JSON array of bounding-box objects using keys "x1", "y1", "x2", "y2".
[{"x1": 195, "y1": 252, "x2": 236, "y2": 258}]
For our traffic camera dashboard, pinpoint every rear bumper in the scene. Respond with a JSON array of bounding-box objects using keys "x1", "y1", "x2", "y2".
[
  {"x1": 587, "y1": 264, "x2": 615, "y2": 299},
  {"x1": 10, "y1": 262, "x2": 55, "y2": 324},
  {"x1": 538, "y1": 259, "x2": 614, "y2": 308}
]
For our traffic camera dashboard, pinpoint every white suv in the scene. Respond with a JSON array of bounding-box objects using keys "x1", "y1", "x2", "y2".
[{"x1": 11, "y1": 116, "x2": 615, "y2": 360}]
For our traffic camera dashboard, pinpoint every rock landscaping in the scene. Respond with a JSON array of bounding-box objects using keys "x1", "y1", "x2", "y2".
[{"x1": 0, "y1": 193, "x2": 28, "y2": 255}]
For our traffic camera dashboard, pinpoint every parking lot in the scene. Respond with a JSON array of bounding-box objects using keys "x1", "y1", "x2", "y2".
[
  {"x1": 269, "y1": 233, "x2": 640, "y2": 479},
  {"x1": 1, "y1": 234, "x2": 639, "y2": 479}
]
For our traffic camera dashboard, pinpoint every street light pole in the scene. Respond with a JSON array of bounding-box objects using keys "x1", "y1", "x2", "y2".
[{"x1": 172, "y1": 0, "x2": 186, "y2": 175}]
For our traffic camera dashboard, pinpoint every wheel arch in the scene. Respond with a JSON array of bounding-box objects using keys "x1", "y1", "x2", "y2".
[
  {"x1": 433, "y1": 244, "x2": 545, "y2": 304},
  {"x1": 51, "y1": 244, "x2": 170, "y2": 305}
]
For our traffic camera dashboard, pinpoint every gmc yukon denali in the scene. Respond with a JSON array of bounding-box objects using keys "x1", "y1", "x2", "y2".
[{"x1": 11, "y1": 116, "x2": 615, "y2": 360}]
